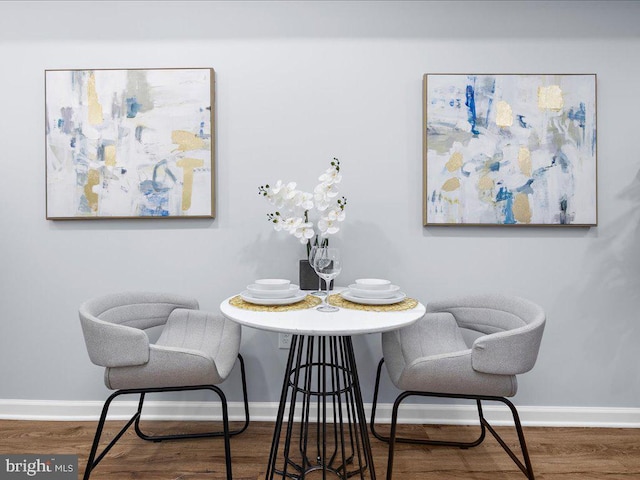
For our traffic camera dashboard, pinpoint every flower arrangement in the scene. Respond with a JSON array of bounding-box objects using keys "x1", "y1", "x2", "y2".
[{"x1": 258, "y1": 158, "x2": 347, "y2": 258}]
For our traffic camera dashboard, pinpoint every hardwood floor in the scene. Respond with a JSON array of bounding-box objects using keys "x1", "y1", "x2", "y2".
[{"x1": 1, "y1": 419, "x2": 639, "y2": 479}]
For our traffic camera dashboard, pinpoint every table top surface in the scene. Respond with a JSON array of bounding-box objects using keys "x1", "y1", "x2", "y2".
[{"x1": 219, "y1": 289, "x2": 426, "y2": 336}]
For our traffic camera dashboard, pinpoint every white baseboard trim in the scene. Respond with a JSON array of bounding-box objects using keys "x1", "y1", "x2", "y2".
[{"x1": 1, "y1": 399, "x2": 639, "y2": 428}]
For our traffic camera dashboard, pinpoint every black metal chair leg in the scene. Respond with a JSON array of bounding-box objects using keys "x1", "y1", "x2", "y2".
[
  {"x1": 235, "y1": 354, "x2": 251, "y2": 436},
  {"x1": 483, "y1": 397, "x2": 535, "y2": 480},
  {"x1": 210, "y1": 385, "x2": 233, "y2": 480},
  {"x1": 371, "y1": 359, "x2": 485, "y2": 448},
  {"x1": 85, "y1": 384, "x2": 238, "y2": 480},
  {"x1": 135, "y1": 355, "x2": 250, "y2": 441},
  {"x1": 83, "y1": 393, "x2": 111, "y2": 480},
  {"x1": 370, "y1": 358, "x2": 386, "y2": 442},
  {"x1": 136, "y1": 385, "x2": 234, "y2": 480},
  {"x1": 83, "y1": 390, "x2": 141, "y2": 480},
  {"x1": 385, "y1": 387, "x2": 403, "y2": 480},
  {"x1": 372, "y1": 358, "x2": 534, "y2": 480}
]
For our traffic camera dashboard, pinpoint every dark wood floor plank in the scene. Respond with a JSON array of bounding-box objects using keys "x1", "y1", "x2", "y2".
[{"x1": 0, "y1": 420, "x2": 639, "y2": 479}]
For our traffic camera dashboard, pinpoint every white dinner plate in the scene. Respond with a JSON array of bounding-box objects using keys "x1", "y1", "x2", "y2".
[
  {"x1": 240, "y1": 290, "x2": 308, "y2": 306},
  {"x1": 247, "y1": 284, "x2": 301, "y2": 299},
  {"x1": 348, "y1": 284, "x2": 401, "y2": 299},
  {"x1": 340, "y1": 290, "x2": 407, "y2": 305}
]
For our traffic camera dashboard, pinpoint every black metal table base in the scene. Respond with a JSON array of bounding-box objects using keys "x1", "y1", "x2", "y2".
[{"x1": 266, "y1": 335, "x2": 376, "y2": 480}]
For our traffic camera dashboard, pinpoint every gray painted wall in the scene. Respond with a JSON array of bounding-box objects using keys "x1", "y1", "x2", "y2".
[{"x1": 0, "y1": 1, "x2": 639, "y2": 408}]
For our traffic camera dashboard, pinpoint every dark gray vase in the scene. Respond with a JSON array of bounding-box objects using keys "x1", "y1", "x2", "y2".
[{"x1": 299, "y1": 260, "x2": 333, "y2": 291}]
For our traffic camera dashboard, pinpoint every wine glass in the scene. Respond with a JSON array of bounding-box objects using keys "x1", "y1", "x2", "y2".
[
  {"x1": 312, "y1": 247, "x2": 342, "y2": 312},
  {"x1": 309, "y1": 245, "x2": 326, "y2": 296}
]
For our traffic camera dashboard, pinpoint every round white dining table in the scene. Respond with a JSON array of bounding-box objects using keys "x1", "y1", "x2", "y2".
[
  {"x1": 220, "y1": 290, "x2": 426, "y2": 480},
  {"x1": 220, "y1": 293, "x2": 425, "y2": 336}
]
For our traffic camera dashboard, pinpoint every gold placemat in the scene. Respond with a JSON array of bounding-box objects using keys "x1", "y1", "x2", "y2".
[
  {"x1": 327, "y1": 293, "x2": 419, "y2": 312},
  {"x1": 229, "y1": 295, "x2": 322, "y2": 312}
]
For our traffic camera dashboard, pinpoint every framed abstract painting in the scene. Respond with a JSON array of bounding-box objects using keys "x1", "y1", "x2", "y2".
[
  {"x1": 423, "y1": 74, "x2": 597, "y2": 226},
  {"x1": 45, "y1": 68, "x2": 215, "y2": 219}
]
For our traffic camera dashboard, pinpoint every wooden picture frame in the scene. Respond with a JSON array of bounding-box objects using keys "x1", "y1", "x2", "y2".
[
  {"x1": 423, "y1": 73, "x2": 597, "y2": 226},
  {"x1": 45, "y1": 68, "x2": 215, "y2": 219}
]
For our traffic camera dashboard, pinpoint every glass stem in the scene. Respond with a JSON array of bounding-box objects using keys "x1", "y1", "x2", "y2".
[{"x1": 324, "y1": 278, "x2": 329, "y2": 306}]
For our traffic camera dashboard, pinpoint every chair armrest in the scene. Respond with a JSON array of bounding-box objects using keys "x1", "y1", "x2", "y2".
[
  {"x1": 471, "y1": 319, "x2": 545, "y2": 375},
  {"x1": 79, "y1": 314, "x2": 150, "y2": 367}
]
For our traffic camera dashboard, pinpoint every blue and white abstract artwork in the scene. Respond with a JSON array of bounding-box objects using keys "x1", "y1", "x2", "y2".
[
  {"x1": 424, "y1": 74, "x2": 597, "y2": 226},
  {"x1": 45, "y1": 68, "x2": 214, "y2": 219}
]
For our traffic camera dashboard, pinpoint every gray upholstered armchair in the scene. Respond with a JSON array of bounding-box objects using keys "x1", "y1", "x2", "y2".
[
  {"x1": 79, "y1": 292, "x2": 249, "y2": 480},
  {"x1": 371, "y1": 293, "x2": 545, "y2": 480}
]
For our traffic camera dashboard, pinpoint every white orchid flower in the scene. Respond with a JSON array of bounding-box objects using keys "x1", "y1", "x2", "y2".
[
  {"x1": 264, "y1": 181, "x2": 298, "y2": 209},
  {"x1": 273, "y1": 183, "x2": 295, "y2": 209},
  {"x1": 283, "y1": 182, "x2": 297, "y2": 199},
  {"x1": 260, "y1": 180, "x2": 281, "y2": 206},
  {"x1": 321, "y1": 182, "x2": 339, "y2": 198},
  {"x1": 319, "y1": 167, "x2": 342, "y2": 185},
  {"x1": 272, "y1": 217, "x2": 284, "y2": 231},
  {"x1": 318, "y1": 217, "x2": 340, "y2": 236},
  {"x1": 288, "y1": 190, "x2": 315, "y2": 211},
  {"x1": 314, "y1": 194, "x2": 329, "y2": 212},
  {"x1": 293, "y1": 222, "x2": 316, "y2": 243},
  {"x1": 270, "y1": 180, "x2": 285, "y2": 201},
  {"x1": 327, "y1": 208, "x2": 346, "y2": 222},
  {"x1": 270, "y1": 180, "x2": 284, "y2": 195},
  {"x1": 281, "y1": 216, "x2": 302, "y2": 233},
  {"x1": 300, "y1": 192, "x2": 315, "y2": 210},
  {"x1": 314, "y1": 183, "x2": 339, "y2": 211},
  {"x1": 317, "y1": 204, "x2": 347, "y2": 237}
]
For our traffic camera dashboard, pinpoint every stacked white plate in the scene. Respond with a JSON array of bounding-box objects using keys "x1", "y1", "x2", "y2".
[
  {"x1": 240, "y1": 279, "x2": 306, "y2": 305},
  {"x1": 340, "y1": 278, "x2": 407, "y2": 305}
]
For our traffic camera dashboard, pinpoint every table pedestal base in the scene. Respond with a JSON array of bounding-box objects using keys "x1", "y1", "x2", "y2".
[{"x1": 266, "y1": 335, "x2": 376, "y2": 480}]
